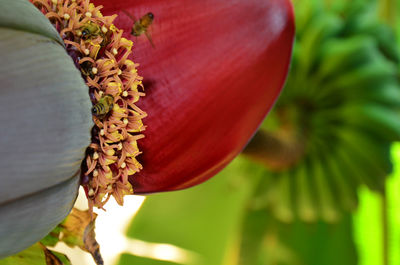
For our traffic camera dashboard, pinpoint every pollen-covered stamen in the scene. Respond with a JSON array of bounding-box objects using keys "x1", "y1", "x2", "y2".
[
  {"x1": 31, "y1": 0, "x2": 146, "y2": 210},
  {"x1": 117, "y1": 142, "x2": 123, "y2": 150},
  {"x1": 88, "y1": 188, "x2": 95, "y2": 197}
]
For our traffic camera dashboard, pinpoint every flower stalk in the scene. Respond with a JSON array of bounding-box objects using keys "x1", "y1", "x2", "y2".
[{"x1": 242, "y1": 128, "x2": 306, "y2": 171}]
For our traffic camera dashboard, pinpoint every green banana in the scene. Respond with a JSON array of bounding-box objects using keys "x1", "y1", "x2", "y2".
[
  {"x1": 246, "y1": 0, "x2": 400, "y2": 222},
  {"x1": 312, "y1": 159, "x2": 341, "y2": 222},
  {"x1": 339, "y1": 104, "x2": 400, "y2": 139},
  {"x1": 272, "y1": 173, "x2": 294, "y2": 223},
  {"x1": 294, "y1": 158, "x2": 318, "y2": 222},
  {"x1": 324, "y1": 151, "x2": 359, "y2": 212}
]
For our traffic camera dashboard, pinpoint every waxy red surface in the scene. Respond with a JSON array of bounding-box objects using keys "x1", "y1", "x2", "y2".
[{"x1": 93, "y1": 0, "x2": 295, "y2": 193}]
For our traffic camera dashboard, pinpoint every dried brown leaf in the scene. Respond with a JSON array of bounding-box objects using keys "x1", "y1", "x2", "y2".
[{"x1": 60, "y1": 208, "x2": 103, "y2": 265}]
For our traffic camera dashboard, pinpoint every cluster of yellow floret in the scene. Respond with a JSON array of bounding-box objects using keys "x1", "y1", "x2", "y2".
[{"x1": 31, "y1": 0, "x2": 146, "y2": 210}]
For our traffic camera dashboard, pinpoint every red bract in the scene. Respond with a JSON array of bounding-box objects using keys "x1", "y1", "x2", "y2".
[{"x1": 92, "y1": 0, "x2": 295, "y2": 194}]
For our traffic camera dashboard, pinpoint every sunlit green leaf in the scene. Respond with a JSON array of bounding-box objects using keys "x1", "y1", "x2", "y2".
[
  {"x1": 119, "y1": 158, "x2": 262, "y2": 265},
  {"x1": 276, "y1": 215, "x2": 357, "y2": 265},
  {"x1": 0, "y1": 244, "x2": 45, "y2": 265},
  {"x1": 118, "y1": 254, "x2": 180, "y2": 265}
]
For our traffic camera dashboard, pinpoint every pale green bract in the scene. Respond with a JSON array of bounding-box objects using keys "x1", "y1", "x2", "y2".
[{"x1": 0, "y1": 0, "x2": 92, "y2": 258}]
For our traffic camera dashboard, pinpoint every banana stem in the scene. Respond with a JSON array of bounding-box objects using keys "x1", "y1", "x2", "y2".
[{"x1": 242, "y1": 128, "x2": 306, "y2": 171}]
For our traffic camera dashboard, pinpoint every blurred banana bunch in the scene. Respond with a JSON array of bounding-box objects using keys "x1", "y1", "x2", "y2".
[{"x1": 248, "y1": 0, "x2": 400, "y2": 223}]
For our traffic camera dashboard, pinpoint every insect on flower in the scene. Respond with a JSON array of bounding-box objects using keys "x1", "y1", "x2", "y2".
[
  {"x1": 91, "y1": 94, "x2": 114, "y2": 119},
  {"x1": 80, "y1": 21, "x2": 103, "y2": 40},
  {"x1": 123, "y1": 11, "x2": 155, "y2": 47},
  {"x1": 80, "y1": 61, "x2": 96, "y2": 79}
]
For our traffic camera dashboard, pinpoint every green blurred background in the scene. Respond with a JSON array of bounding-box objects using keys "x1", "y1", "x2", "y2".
[{"x1": 116, "y1": 0, "x2": 400, "y2": 264}]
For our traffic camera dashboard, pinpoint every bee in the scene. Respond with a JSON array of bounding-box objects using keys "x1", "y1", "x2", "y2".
[
  {"x1": 80, "y1": 61, "x2": 95, "y2": 79},
  {"x1": 123, "y1": 11, "x2": 155, "y2": 47},
  {"x1": 92, "y1": 95, "x2": 114, "y2": 118},
  {"x1": 80, "y1": 21, "x2": 102, "y2": 40}
]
